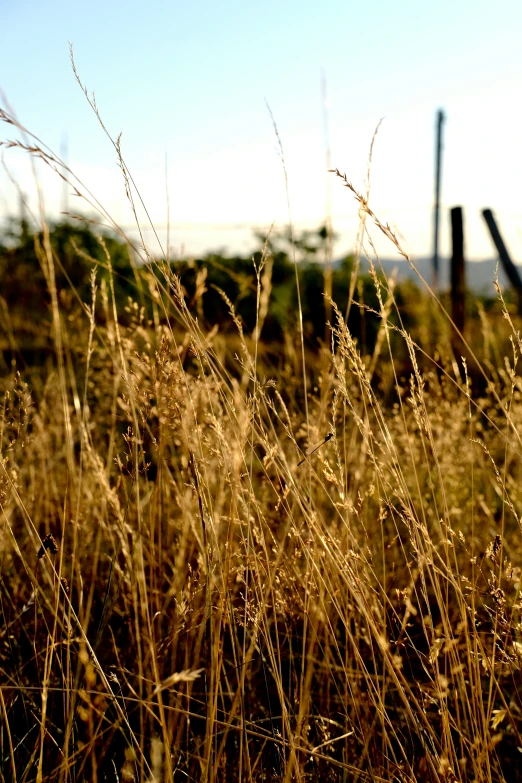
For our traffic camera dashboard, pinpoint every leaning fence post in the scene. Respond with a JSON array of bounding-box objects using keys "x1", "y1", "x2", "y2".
[
  {"x1": 450, "y1": 206, "x2": 466, "y2": 351},
  {"x1": 482, "y1": 208, "x2": 522, "y2": 314}
]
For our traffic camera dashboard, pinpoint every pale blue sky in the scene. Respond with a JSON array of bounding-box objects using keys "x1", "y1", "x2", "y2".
[{"x1": 2, "y1": 0, "x2": 522, "y2": 261}]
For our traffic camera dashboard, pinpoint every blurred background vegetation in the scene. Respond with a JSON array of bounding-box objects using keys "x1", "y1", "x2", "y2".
[{"x1": 0, "y1": 215, "x2": 511, "y2": 393}]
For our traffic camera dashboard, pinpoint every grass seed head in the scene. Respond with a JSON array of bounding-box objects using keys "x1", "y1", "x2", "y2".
[{"x1": 37, "y1": 533, "x2": 58, "y2": 559}]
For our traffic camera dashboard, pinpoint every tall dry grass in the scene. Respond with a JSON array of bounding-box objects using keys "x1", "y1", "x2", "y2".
[{"x1": 2, "y1": 83, "x2": 522, "y2": 783}]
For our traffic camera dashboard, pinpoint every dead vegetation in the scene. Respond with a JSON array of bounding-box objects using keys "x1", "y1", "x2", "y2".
[{"x1": 2, "y1": 86, "x2": 522, "y2": 783}]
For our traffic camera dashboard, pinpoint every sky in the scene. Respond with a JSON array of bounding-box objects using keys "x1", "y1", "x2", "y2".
[{"x1": 2, "y1": 0, "x2": 522, "y2": 263}]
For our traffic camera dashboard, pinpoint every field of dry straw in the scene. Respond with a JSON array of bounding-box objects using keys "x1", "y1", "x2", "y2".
[{"x1": 2, "y1": 82, "x2": 522, "y2": 783}]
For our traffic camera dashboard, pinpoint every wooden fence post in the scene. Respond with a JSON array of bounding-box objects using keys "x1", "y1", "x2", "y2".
[
  {"x1": 482, "y1": 208, "x2": 522, "y2": 314},
  {"x1": 451, "y1": 206, "x2": 466, "y2": 351},
  {"x1": 432, "y1": 109, "x2": 445, "y2": 291}
]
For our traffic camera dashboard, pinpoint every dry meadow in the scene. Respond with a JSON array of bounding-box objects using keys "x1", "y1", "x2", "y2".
[{"x1": 1, "y1": 97, "x2": 522, "y2": 783}]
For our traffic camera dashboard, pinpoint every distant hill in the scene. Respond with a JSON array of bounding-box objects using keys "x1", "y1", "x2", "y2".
[{"x1": 352, "y1": 256, "x2": 512, "y2": 295}]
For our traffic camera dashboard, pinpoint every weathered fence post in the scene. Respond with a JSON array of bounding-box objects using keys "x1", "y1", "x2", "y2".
[
  {"x1": 450, "y1": 206, "x2": 466, "y2": 352},
  {"x1": 482, "y1": 208, "x2": 522, "y2": 314}
]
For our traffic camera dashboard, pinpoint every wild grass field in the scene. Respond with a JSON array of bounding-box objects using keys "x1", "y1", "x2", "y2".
[{"x1": 2, "y1": 96, "x2": 522, "y2": 783}]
